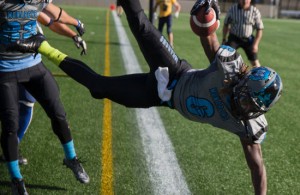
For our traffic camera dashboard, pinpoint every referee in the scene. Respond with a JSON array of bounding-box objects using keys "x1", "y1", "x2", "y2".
[{"x1": 222, "y1": 0, "x2": 263, "y2": 67}]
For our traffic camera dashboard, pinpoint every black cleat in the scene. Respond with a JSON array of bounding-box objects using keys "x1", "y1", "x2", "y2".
[
  {"x1": 11, "y1": 178, "x2": 29, "y2": 195},
  {"x1": 63, "y1": 157, "x2": 90, "y2": 184}
]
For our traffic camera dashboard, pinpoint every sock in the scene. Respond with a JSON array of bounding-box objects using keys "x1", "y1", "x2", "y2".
[
  {"x1": 18, "y1": 102, "x2": 34, "y2": 142},
  {"x1": 7, "y1": 160, "x2": 22, "y2": 179},
  {"x1": 38, "y1": 41, "x2": 68, "y2": 66},
  {"x1": 63, "y1": 140, "x2": 76, "y2": 160}
]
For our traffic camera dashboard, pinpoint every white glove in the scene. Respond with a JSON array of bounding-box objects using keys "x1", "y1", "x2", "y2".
[
  {"x1": 154, "y1": 12, "x2": 158, "y2": 20},
  {"x1": 174, "y1": 11, "x2": 179, "y2": 18}
]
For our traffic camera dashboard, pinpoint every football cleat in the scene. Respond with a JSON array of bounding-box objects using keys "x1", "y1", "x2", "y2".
[
  {"x1": 11, "y1": 178, "x2": 29, "y2": 195},
  {"x1": 9, "y1": 33, "x2": 46, "y2": 54},
  {"x1": 63, "y1": 157, "x2": 90, "y2": 184}
]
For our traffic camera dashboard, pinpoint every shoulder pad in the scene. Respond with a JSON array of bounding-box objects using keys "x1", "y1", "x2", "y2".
[{"x1": 216, "y1": 45, "x2": 244, "y2": 80}]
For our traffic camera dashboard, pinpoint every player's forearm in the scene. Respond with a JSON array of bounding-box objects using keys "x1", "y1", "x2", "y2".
[
  {"x1": 49, "y1": 22, "x2": 77, "y2": 38},
  {"x1": 43, "y1": 3, "x2": 78, "y2": 26},
  {"x1": 251, "y1": 164, "x2": 267, "y2": 195},
  {"x1": 200, "y1": 33, "x2": 220, "y2": 63},
  {"x1": 240, "y1": 140, "x2": 267, "y2": 195}
]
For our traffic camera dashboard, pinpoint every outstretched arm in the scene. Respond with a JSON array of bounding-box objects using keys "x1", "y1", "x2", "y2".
[
  {"x1": 38, "y1": 10, "x2": 87, "y2": 55},
  {"x1": 200, "y1": 33, "x2": 220, "y2": 63},
  {"x1": 38, "y1": 12, "x2": 77, "y2": 38},
  {"x1": 240, "y1": 138, "x2": 267, "y2": 195},
  {"x1": 42, "y1": 3, "x2": 78, "y2": 26},
  {"x1": 42, "y1": 3, "x2": 85, "y2": 36}
]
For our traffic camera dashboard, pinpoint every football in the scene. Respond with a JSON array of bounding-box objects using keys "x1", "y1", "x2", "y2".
[{"x1": 190, "y1": 7, "x2": 220, "y2": 37}]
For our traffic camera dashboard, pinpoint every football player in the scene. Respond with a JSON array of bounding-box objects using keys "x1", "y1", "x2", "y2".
[
  {"x1": 0, "y1": 1, "x2": 89, "y2": 194},
  {"x1": 12, "y1": 0, "x2": 282, "y2": 194},
  {"x1": 12, "y1": 4, "x2": 87, "y2": 166}
]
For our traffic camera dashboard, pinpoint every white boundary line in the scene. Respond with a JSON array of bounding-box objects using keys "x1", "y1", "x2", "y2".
[{"x1": 112, "y1": 11, "x2": 191, "y2": 195}]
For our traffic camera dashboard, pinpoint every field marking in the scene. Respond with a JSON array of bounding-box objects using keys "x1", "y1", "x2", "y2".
[
  {"x1": 112, "y1": 11, "x2": 191, "y2": 195},
  {"x1": 100, "y1": 10, "x2": 113, "y2": 195}
]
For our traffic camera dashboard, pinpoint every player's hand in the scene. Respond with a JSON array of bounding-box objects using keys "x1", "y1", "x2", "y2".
[
  {"x1": 174, "y1": 11, "x2": 179, "y2": 18},
  {"x1": 75, "y1": 19, "x2": 85, "y2": 36},
  {"x1": 72, "y1": 35, "x2": 87, "y2": 55},
  {"x1": 190, "y1": 0, "x2": 220, "y2": 20}
]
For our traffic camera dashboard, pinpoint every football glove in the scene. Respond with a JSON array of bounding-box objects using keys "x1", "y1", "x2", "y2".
[
  {"x1": 75, "y1": 19, "x2": 85, "y2": 36},
  {"x1": 190, "y1": 0, "x2": 220, "y2": 20},
  {"x1": 72, "y1": 35, "x2": 87, "y2": 55},
  {"x1": 6, "y1": 33, "x2": 46, "y2": 54}
]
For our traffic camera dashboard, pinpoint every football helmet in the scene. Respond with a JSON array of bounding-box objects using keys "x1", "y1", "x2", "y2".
[{"x1": 233, "y1": 66, "x2": 283, "y2": 120}]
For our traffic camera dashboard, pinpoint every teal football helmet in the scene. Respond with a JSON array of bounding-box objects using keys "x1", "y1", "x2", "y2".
[{"x1": 233, "y1": 66, "x2": 283, "y2": 120}]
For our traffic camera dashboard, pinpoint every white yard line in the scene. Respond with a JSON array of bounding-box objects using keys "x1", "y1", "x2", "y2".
[{"x1": 112, "y1": 11, "x2": 191, "y2": 195}]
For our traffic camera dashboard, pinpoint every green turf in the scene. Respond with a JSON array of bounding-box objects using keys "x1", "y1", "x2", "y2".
[{"x1": 0, "y1": 6, "x2": 299, "y2": 195}]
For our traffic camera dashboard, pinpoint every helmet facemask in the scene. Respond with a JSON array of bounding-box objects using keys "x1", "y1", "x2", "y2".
[{"x1": 233, "y1": 84, "x2": 267, "y2": 120}]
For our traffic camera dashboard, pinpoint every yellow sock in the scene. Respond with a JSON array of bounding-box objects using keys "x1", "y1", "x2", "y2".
[{"x1": 38, "y1": 41, "x2": 68, "y2": 66}]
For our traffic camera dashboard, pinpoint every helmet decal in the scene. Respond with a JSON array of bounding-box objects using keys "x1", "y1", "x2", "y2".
[{"x1": 248, "y1": 67, "x2": 270, "y2": 81}]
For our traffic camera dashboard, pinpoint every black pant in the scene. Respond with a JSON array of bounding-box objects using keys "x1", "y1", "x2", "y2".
[
  {"x1": 227, "y1": 33, "x2": 258, "y2": 61},
  {"x1": 0, "y1": 62, "x2": 72, "y2": 161},
  {"x1": 158, "y1": 14, "x2": 173, "y2": 34},
  {"x1": 59, "y1": 0, "x2": 191, "y2": 108}
]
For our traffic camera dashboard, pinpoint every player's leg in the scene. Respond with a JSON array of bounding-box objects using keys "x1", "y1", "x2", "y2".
[
  {"x1": 166, "y1": 15, "x2": 174, "y2": 47},
  {"x1": 242, "y1": 39, "x2": 261, "y2": 67},
  {"x1": 119, "y1": 0, "x2": 188, "y2": 79},
  {"x1": 158, "y1": 17, "x2": 164, "y2": 33},
  {"x1": 29, "y1": 40, "x2": 161, "y2": 107},
  {"x1": 0, "y1": 81, "x2": 24, "y2": 182},
  {"x1": 59, "y1": 57, "x2": 161, "y2": 107},
  {"x1": 17, "y1": 86, "x2": 36, "y2": 165},
  {"x1": 23, "y1": 63, "x2": 89, "y2": 184},
  {"x1": 18, "y1": 86, "x2": 35, "y2": 142},
  {"x1": 226, "y1": 33, "x2": 239, "y2": 49}
]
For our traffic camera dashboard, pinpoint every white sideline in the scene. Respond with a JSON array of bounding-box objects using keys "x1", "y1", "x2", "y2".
[{"x1": 112, "y1": 11, "x2": 191, "y2": 195}]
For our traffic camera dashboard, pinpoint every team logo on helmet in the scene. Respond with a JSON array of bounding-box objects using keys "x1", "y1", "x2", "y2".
[{"x1": 248, "y1": 67, "x2": 270, "y2": 81}]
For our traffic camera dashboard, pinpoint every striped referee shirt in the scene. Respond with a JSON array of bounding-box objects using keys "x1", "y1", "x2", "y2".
[{"x1": 224, "y1": 4, "x2": 264, "y2": 38}]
